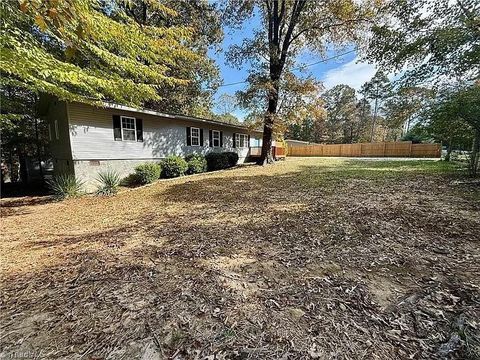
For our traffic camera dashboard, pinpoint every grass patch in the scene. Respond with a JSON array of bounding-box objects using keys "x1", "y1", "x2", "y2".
[{"x1": 296, "y1": 159, "x2": 465, "y2": 188}]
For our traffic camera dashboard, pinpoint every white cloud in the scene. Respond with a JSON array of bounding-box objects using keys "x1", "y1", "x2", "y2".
[{"x1": 322, "y1": 58, "x2": 377, "y2": 91}]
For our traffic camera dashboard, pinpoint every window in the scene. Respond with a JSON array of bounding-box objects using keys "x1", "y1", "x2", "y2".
[
  {"x1": 191, "y1": 127, "x2": 200, "y2": 146},
  {"x1": 121, "y1": 116, "x2": 136, "y2": 141},
  {"x1": 212, "y1": 130, "x2": 221, "y2": 147},
  {"x1": 54, "y1": 120, "x2": 59, "y2": 140},
  {"x1": 236, "y1": 133, "x2": 249, "y2": 148}
]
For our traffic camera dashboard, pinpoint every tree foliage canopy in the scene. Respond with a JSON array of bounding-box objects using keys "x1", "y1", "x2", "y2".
[
  {"x1": 119, "y1": 0, "x2": 223, "y2": 114},
  {"x1": 223, "y1": 0, "x2": 379, "y2": 163},
  {"x1": 1, "y1": 0, "x2": 204, "y2": 106},
  {"x1": 365, "y1": 0, "x2": 480, "y2": 84}
]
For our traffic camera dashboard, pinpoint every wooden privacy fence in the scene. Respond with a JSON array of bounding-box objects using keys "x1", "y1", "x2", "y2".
[
  {"x1": 287, "y1": 141, "x2": 441, "y2": 158},
  {"x1": 250, "y1": 146, "x2": 286, "y2": 159}
]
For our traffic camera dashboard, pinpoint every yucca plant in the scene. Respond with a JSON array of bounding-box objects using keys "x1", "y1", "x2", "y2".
[
  {"x1": 47, "y1": 174, "x2": 84, "y2": 200},
  {"x1": 96, "y1": 169, "x2": 121, "y2": 196}
]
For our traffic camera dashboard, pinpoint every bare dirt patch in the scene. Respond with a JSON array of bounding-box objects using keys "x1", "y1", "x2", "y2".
[{"x1": 1, "y1": 158, "x2": 479, "y2": 359}]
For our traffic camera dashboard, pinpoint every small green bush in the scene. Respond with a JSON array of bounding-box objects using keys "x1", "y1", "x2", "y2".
[
  {"x1": 134, "y1": 163, "x2": 161, "y2": 184},
  {"x1": 161, "y1": 156, "x2": 188, "y2": 178},
  {"x1": 96, "y1": 169, "x2": 121, "y2": 196},
  {"x1": 225, "y1": 152, "x2": 239, "y2": 167},
  {"x1": 185, "y1": 153, "x2": 207, "y2": 175},
  {"x1": 47, "y1": 174, "x2": 84, "y2": 200},
  {"x1": 205, "y1": 152, "x2": 239, "y2": 171},
  {"x1": 120, "y1": 173, "x2": 140, "y2": 187}
]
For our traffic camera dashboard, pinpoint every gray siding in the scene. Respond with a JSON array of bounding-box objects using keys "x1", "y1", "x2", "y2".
[
  {"x1": 67, "y1": 102, "x2": 260, "y2": 161},
  {"x1": 63, "y1": 102, "x2": 263, "y2": 191}
]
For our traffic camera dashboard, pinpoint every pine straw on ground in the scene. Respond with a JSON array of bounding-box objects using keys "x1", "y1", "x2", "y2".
[{"x1": 1, "y1": 158, "x2": 479, "y2": 360}]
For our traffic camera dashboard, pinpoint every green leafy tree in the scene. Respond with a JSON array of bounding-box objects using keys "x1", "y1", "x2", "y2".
[
  {"x1": 365, "y1": 0, "x2": 479, "y2": 84},
  {"x1": 1, "y1": 0, "x2": 202, "y2": 106},
  {"x1": 224, "y1": 0, "x2": 377, "y2": 164},
  {"x1": 323, "y1": 85, "x2": 359, "y2": 144},
  {"x1": 287, "y1": 114, "x2": 326, "y2": 144},
  {"x1": 212, "y1": 113, "x2": 241, "y2": 125},
  {"x1": 355, "y1": 98, "x2": 374, "y2": 142},
  {"x1": 212, "y1": 94, "x2": 240, "y2": 124},
  {"x1": 237, "y1": 72, "x2": 327, "y2": 144},
  {"x1": 440, "y1": 85, "x2": 480, "y2": 175},
  {"x1": 360, "y1": 70, "x2": 392, "y2": 142},
  {"x1": 383, "y1": 86, "x2": 434, "y2": 141},
  {"x1": 0, "y1": 86, "x2": 46, "y2": 184},
  {"x1": 412, "y1": 84, "x2": 479, "y2": 173},
  {"x1": 120, "y1": 0, "x2": 223, "y2": 114}
]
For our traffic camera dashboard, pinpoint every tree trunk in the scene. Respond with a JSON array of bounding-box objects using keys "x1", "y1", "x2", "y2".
[
  {"x1": 370, "y1": 97, "x2": 378, "y2": 142},
  {"x1": 18, "y1": 151, "x2": 28, "y2": 184},
  {"x1": 258, "y1": 90, "x2": 278, "y2": 165},
  {"x1": 444, "y1": 136, "x2": 453, "y2": 162},
  {"x1": 469, "y1": 128, "x2": 480, "y2": 177},
  {"x1": 34, "y1": 117, "x2": 44, "y2": 181}
]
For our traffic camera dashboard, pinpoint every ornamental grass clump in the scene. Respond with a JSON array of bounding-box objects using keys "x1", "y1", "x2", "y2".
[
  {"x1": 47, "y1": 174, "x2": 84, "y2": 200},
  {"x1": 96, "y1": 169, "x2": 121, "y2": 196}
]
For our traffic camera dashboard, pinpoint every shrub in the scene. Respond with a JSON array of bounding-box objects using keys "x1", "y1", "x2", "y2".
[
  {"x1": 120, "y1": 173, "x2": 140, "y2": 187},
  {"x1": 161, "y1": 156, "x2": 188, "y2": 178},
  {"x1": 225, "y1": 152, "x2": 239, "y2": 167},
  {"x1": 46, "y1": 174, "x2": 84, "y2": 200},
  {"x1": 96, "y1": 169, "x2": 121, "y2": 196},
  {"x1": 205, "y1": 152, "x2": 238, "y2": 171},
  {"x1": 185, "y1": 153, "x2": 207, "y2": 175},
  {"x1": 134, "y1": 163, "x2": 161, "y2": 184}
]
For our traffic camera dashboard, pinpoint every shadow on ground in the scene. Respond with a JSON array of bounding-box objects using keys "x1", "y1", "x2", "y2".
[{"x1": 1, "y1": 159, "x2": 479, "y2": 359}]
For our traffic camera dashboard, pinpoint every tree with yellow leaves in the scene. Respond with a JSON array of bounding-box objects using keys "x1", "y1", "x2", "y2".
[{"x1": 1, "y1": 0, "x2": 202, "y2": 106}]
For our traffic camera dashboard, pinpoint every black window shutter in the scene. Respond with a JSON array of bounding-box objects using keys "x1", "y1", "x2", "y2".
[
  {"x1": 248, "y1": 134, "x2": 251, "y2": 147},
  {"x1": 209, "y1": 130, "x2": 213, "y2": 147},
  {"x1": 200, "y1": 129, "x2": 204, "y2": 146},
  {"x1": 220, "y1": 131, "x2": 223, "y2": 147},
  {"x1": 232, "y1": 133, "x2": 236, "y2": 148},
  {"x1": 113, "y1": 115, "x2": 121, "y2": 141},
  {"x1": 136, "y1": 118, "x2": 143, "y2": 142},
  {"x1": 186, "y1": 127, "x2": 191, "y2": 146}
]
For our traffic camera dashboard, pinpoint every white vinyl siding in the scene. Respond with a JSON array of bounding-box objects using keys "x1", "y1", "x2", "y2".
[{"x1": 66, "y1": 102, "x2": 262, "y2": 160}]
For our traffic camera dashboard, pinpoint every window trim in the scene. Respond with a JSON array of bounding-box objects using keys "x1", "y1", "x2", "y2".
[
  {"x1": 191, "y1": 126, "x2": 200, "y2": 146},
  {"x1": 212, "y1": 130, "x2": 221, "y2": 147},
  {"x1": 236, "y1": 133, "x2": 249, "y2": 148},
  {"x1": 120, "y1": 115, "x2": 137, "y2": 142}
]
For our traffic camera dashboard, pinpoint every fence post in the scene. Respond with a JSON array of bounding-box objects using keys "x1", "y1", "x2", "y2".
[{"x1": 383, "y1": 142, "x2": 386, "y2": 157}]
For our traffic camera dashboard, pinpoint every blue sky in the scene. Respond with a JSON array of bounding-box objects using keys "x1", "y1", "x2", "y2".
[{"x1": 208, "y1": 16, "x2": 378, "y2": 119}]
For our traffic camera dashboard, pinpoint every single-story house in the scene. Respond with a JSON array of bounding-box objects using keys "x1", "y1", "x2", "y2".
[{"x1": 41, "y1": 98, "x2": 264, "y2": 190}]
